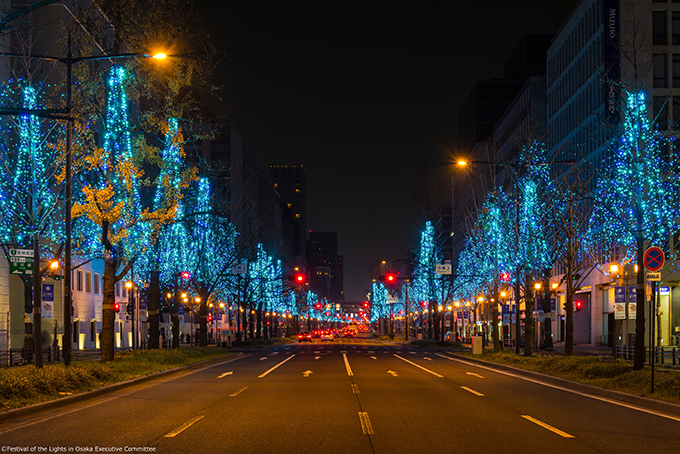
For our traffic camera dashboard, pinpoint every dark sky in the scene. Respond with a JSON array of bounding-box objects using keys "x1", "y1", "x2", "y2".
[{"x1": 194, "y1": 0, "x2": 580, "y2": 301}]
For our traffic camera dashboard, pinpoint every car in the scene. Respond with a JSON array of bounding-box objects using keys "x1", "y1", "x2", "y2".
[
  {"x1": 321, "y1": 332, "x2": 334, "y2": 342},
  {"x1": 297, "y1": 332, "x2": 312, "y2": 342}
]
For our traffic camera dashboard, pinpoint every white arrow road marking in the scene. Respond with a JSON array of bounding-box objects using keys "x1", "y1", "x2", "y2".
[
  {"x1": 358, "y1": 412, "x2": 374, "y2": 435},
  {"x1": 229, "y1": 386, "x2": 248, "y2": 397},
  {"x1": 259, "y1": 357, "x2": 268, "y2": 361},
  {"x1": 165, "y1": 415, "x2": 205, "y2": 438},
  {"x1": 466, "y1": 372, "x2": 484, "y2": 378},
  {"x1": 423, "y1": 357, "x2": 432, "y2": 361},
  {"x1": 303, "y1": 370, "x2": 313, "y2": 377},
  {"x1": 315, "y1": 356, "x2": 320, "y2": 360},
  {"x1": 461, "y1": 386, "x2": 484, "y2": 396},
  {"x1": 387, "y1": 370, "x2": 398, "y2": 377},
  {"x1": 217, "y1": 372, "x2": 233, "y2": 379},
  {"x1": 343, "y1": 353, "x2": 354, "y2": 376},
  {"x1": 271, "y1": 351, "x2": 280, "y2": 355},
  {"x1": 394, "y1": 355, "x2": 444, "y2": 377},
  {"x1": 258, "y1": 354, "x2": 296, "y2": 378},
  {"x1": 522, "y1": 415, "x2": 574, "y2": 438},
  {"x1": 371, "y1": 356, "x2": 377, "y2": 360}
]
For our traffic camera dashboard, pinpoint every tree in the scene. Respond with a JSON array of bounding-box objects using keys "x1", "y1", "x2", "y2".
[
  {"x1": 410, "y1": 221, "x2": 442, "y2": 340},
  {"x1": 590, "y1": 90, "x2": 680, "y2": 370},
  {"x1": 72, "y1": 66, "x2": 188, "y2": 361}
]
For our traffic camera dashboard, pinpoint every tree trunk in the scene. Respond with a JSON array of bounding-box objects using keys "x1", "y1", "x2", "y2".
[
  {"x1": 565, "y1": 287, "x2": 574, "y2": 356},
  {"x1": 32, "y1": 235, "x2": 43, "y2": 368},
  {"x1": 540, "y1": 286, "x2": 554, "y2": 351},
  {"x1": 171, "y1": 295, "x2": 180, "y2": 348},
  {"x1": 524, "y1": 280, "x2": 535, "y2": 357},
  {"x1": 634, "y1": 235, "x2": 646, "y2": 370},
  {"x1": 198, "y1": 296, "x2": 208, "y2": 347},
  {"x1": 147, "y1": 271, "x2": 160, "y2": 349},
  {"x1": 492, "y1": 284, "x2": 501, "y2": 352},
  {"x1": 101, "y1": 255, "x2": 117, "y2": 362}
]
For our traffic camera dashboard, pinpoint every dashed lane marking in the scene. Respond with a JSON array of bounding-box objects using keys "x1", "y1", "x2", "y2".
[
  {"x1": 461, "y1": 386, "x2": 484, "y2": 396},
  {"x1": 394, "y1": 355, "x2": 444, "y2": 378},
  {"x1": 164, "y1": 415, "x2": 205, "y2": 438},
  {"x1": 359, "y1": 412, "x2": 374, "y2": 435},
  {"x1": 522, "y1": 415, "x2": 575, "y2": 438},
  {"x1": 258, "y1": 355, "x2": 296, "y2": 378}
]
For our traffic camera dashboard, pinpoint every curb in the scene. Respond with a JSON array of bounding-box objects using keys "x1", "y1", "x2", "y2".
[
  {"x1": 445, "y1": 352, "x2": 680, "y2": 418},
  {"x1": 0, "y1": 353, "x2": 245, "y2": 424}
]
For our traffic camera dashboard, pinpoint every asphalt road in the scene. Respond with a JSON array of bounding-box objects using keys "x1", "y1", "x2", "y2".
[{"x1": 2, "y1": 337, "x2": 680, "y2": 453}]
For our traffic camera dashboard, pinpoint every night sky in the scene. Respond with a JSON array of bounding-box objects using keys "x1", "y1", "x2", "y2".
[{"x1": 194, "y1": 1, "x2": 580, "y2": 301}]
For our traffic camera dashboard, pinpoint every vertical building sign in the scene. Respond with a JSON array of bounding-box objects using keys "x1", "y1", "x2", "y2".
[
  {"x1": 42, "y1": 283, "x2": 54, "y2": 319},
  {"x1": 603, "y1": 0, "x2": 620, "y2": 123}
]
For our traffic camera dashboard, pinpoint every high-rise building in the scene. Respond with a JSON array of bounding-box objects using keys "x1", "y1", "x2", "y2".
[
  {"x1": 269, "y1": 165, "x2": 307, "y2": 261},
  {"x1": 306, "y1": 232, "x2": 344, "y2": 302}
]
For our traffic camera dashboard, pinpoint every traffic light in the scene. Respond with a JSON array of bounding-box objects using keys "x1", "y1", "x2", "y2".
[
  {"x1": 114, "y1": 302, "x2": 120, "y2": 312},
  {"x1": 315, "y1": 303, "x2": 322, "y2": 310},
  {"x1": 500, "y1": 272, "x2": 510, "y2": 282},
  {"x1": 575, "y1": 300, "x2": 583, "y2": 312},
  {"x1": 380, "y1": 273, "x2": 397, "y2": 284},
  {"x1": 126, "y1": 303, "x2": 133, "y2": 315},
  {"x1": 180, "y1": 271, "x2": 191, "y2": 280},
  {"x1": 207, "y1": 314, "x2": 213, "y2": 322},
  {"x1": 292, "y1": 273, "x2": 306, "y2": 285}
]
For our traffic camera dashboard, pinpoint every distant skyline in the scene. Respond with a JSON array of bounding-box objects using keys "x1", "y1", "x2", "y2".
[{"x1": 195, "y1": 0, "x2": 580, "y2": 300}]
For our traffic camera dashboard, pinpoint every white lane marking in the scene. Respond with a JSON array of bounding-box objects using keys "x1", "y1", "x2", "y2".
[
  {"x1": 409, "y1": 351, "x2": 417, "y2": 355},
  {"x1": 387, "y1": 370, "x2": 398, "y2": 377},
  {"x1": 424, "y1": 357, "x2": 433, "y2": 361},
  {"x1": 303, "y1": 370, "x2": 313, "y2": 377},
  {"x1": 359, "y1": 412, "x2": 374, "y2": 435},
  {"x1": 522, "y1": 415, "x2": 575, "y2": 438},
  {"x1": 259, "y1": 357, "x2": 268, "y2": 361},
  {"x1": 461, "y1": 386, "x2": 484, "y2": 396},
  {"x1": 343, "y1": 353, "x2": 354, "y2": 376},
  {"x1": 466, "y1": 372, "x2": 484, "y2": 378},
  {"x1": 258, "y1": 354, "x2": 296, "y2": 378},
  {"x1": 271, "y1": 351, "x2": 280, "y2": 355},
  {"x1": 217, "y1": 371, "x2": 233, "y2": 378},
  {"x1": 394, "y1": 354, "x2": 444, "y2": 378},
  {"x1": 229, "y1": 386, "x2": 248, "y2": 397},
  {"x1": 352, "y1": 384, "x2": 360, "y2": 394},
  {"x1": 164, "y1": 415, "x2": 205, "y2": 438},
  {"x1": 437, "y1": 354, "x2": 680, "y2": 423}
]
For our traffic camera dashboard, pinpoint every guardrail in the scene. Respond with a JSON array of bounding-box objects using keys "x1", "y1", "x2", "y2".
[{"x1": 615, "y1": 345, "x2": 680, "y2": 365}]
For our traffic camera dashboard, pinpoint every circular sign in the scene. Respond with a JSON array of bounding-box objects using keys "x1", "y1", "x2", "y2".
[{"x1": 643, "y1": 247, "x2": 665, "y2": 272}]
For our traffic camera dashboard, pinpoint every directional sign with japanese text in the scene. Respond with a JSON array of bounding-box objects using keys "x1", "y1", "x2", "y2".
[
  {"x1": 436, "y1": 264, "x2": 452, "y2": 275},
  {"x1": 9, "y1": 249, "x2": 33, "y2": 275},
  {"x1": 643, "y1": 247, "x2": 665, "y2": 272}
]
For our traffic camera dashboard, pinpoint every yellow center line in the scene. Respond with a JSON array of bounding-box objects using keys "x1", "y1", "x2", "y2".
[
  {"x1": 164, "y1": 415, "x2": 205, "y2": 438},
  {"x1": 358, "y1": 412, "x2": 374, "y2": 434},
  {"x1": 258, "y1": 354, "x2": 296, "y2": 378},
  {"x1": 343, "y1": 353, "x2": 354, "y2": 376},
  {"x1": 394, "y1": 354, "x2": 444, "y2": 377},
  {"x1": 522, "y1": 415, "x2": 575, "y2": 438}
]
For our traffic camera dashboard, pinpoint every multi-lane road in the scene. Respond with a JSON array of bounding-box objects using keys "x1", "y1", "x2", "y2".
[{"x1": 2, "y1": 337, "x2": 680, "y2": 453}]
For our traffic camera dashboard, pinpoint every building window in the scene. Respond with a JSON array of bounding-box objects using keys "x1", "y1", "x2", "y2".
[
  {"x1": 77, "y1": 270, "x2": 83, "y2": 291},
  {"x1": 85, "y1": 271, "x2": 92, "y2": 293},
  {"x1": 94, "y1": 273, "x2": 99, "y2": 294},
  {"x1": 115, "y1": 281, "x2": 120, "y2": 297},
  {"x1": 295, "y1": 189, "x2": 300, "y2": 193},
  {"x1": 653, "y1": 11, "x2": 667, "y2": 45},
  {"x1": 295, "y1": 213, "x2": 300, "y2": 219},
  {"x1": 673, "y1": 12, "x2": 680, "y2": 44},
  {"x1": 673, "y1": 54, "x2": 680, "y2": 87},
  {"x1": 654, "y1": 54, "x2": 668, "y2": 87}
]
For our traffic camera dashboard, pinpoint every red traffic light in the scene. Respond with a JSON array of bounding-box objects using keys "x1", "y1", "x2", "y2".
[
  {"x1": 500, "y1": 272, "x2": 510, "y2": 282},
  {"x1": 295, "y1": 274, "x2": 306, "y2": 284},
  {"x1": 181, "y1": 271, "x2": 191, "y2": 279},
  {"x1": 575, "y1": 300, "x2": 583, "y2": 312},
  {"x1": 207, "y1": 314, "x2": 213, "y2": 322},
  {"x1": 114, "y1": 302, "x2": 120, "y2": 312}
]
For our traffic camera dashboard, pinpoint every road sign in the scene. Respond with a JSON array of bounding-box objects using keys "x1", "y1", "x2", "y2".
[
  {"x1": 436, "y1": 264, "x2": 452, "y2": 275},
  {"x1": 8, "y1": 249, "x2": 33, "y2": 275},
  {"x1": 647, "y1": 272, "x2": 661, "y2": 281},
  {"x1": 231, "y1": 263, "x2": 247, "y2": 274},
  {"x1": 643, "y1": 247, "x2": 665, "y2": 272}
]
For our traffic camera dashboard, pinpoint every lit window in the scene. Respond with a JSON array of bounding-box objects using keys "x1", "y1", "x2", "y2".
[
  {"x1": 287, "y1": 203, "x2": 292, "y2": 208},
  {"x1": 295, "y1": 189, "x2": 300, "y2": 193},
  {"x1": 295, "y1": 213, "x2": 300, "y2": 219}
]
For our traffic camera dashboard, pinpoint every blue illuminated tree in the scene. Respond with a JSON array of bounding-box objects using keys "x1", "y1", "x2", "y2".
[
  {"x1": 591, "y1": 90, "x2": 680, "y2": 370},
  {"x1": 72, "y1": 66, "x2": 190, "y2": 361},
  {"x1": 0, "y1": 82, "x2": 65, "y2": 367},
  {"x1": 411, "y1": 221, "x2": 442, "y2": 339}
]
